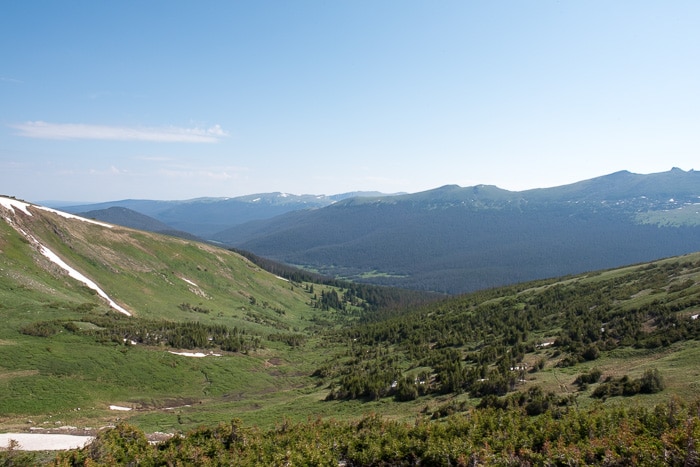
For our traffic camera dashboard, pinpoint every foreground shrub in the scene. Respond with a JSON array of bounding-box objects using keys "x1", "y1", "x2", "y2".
[
  {"x1": 593, "y1": 369, "x2": 665, "y2": 399},
  {"x1": 52, "y1": 399, "x2": 700, "y2": 466}
]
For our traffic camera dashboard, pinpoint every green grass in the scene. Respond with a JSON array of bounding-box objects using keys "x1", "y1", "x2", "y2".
[
  {"x1": 636, "y1": 205, "x2": 700, "y2": 226},
  {"x1": 355, "y1": 270, "x2": 408, "y2": 279},
  {"x1": 1, "y1": 207, "x2": 358, "y2": 433},
  {"x1": 2, "y1": 203, "x2": 700, "y2": 438}
]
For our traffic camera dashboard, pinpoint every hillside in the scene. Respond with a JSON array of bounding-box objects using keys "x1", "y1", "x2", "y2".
[
  {"x1": 78, "y1": 206, "x2": 201, "y2": 241},
  {"x1": 216, "y1": 169, "x2": 700, "y2": 293},
  {"x1": 316, "y1": 252, "x2": 700, "y2": 407},
  {"x1": 2, "y1": 194, "x2": 700, "y2": 463},
  {"x1": 1, "y1": 195, "x2": 424, "y2": 435}
]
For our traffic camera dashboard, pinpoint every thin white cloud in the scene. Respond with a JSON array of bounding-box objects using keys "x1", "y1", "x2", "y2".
[
  {"x1": 88, "y1": 166, "x2": 127, "y2": 176},
  {"x1": 159, "y1": 167, "x2": 244, "y2": 181},
  {"x1": 136, "y1": 155, "x2": 174, "y2": 162},
  {"x1": 10, "y1": 121, "x2": 228, "y2": 143},
  {"x1": 0, "y1": 75, "x2": 22, "y2": 83}
]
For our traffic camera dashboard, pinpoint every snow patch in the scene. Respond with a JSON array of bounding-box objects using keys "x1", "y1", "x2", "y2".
[
  {"x1": 0, "y1": 196, "x2": 112, "y2": 228},
  {"x1": 1, "y1": 196, "x2": 131, "y2": 316},
  {"x1": 0, "y1": 433, "x2": 94, "y2": 451},
  {"x1": 38, "y1": 245, "x2": 131, "y2": 316},
  {"x1": 35, "y1": 206, "x2": 113, "y2": 228},
  {"x1": 109, "y1": 405, "x2": 132, "y2": 411},
  {"x1": 180, "y1": 277, "x2": 198, "y2": 287},
  {"x1": 169, "y1": 351, "x2": 221, "y2": 358},
  {"x1": 0, "y1": 197, "x2": 33, "y2": 216},
  {"x1": 164, "y1": 405, "x2": 192, "y2": 410}
]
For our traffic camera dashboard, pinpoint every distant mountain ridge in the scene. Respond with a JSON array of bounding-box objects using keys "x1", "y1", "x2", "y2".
[
  {"x1": 53, "y1": 169, "x2": 700, "y2": 294},
  {"x1": 60, "y1": 191, "x2": 395, "y2": 238},
  {"x1": 214, "y1": 169, "x2": 700, "y2": 293},
  {"x1": 78, "y1": 206, "x2": 201, "y2": 241}
]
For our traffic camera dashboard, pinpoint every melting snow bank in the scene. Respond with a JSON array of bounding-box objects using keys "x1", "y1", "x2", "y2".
[
  {"x1": 169, "y1": 351, "x2": 222, "y2": 358},
  {"x1": 35, "y1": 205, "x2": 113, "y2": 228},
  {"x1": 0, "y1": 433, "x2": 94, "y2": 451},
  {"x1": 109, "y1": 405, "x2": 132, "y2": 411},
  {"x1": 0, "y1": 197, "x2": 33, "y2": 216},
  {"x1": 1, "y1": 196, "x2": 130, "y2": 316},
  {"x1": 180, "y1": 277, "x2": 198, "y2": 287},
  {"x1": 0, "y1": 196, "x2": 112, "y2": 228},
  {"x1": 38, "y1": 245, "x2": 131, "y2": 316}
]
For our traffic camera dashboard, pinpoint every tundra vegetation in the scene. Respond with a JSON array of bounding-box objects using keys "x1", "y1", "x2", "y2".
[{"x1": 1, "y1": 199, "x2": 700, "y2": 465}]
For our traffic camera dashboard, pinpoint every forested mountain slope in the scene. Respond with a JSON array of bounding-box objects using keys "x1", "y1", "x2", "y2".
[{"x1": 216, "y1": 169, "x2": 700, "y2": 293}]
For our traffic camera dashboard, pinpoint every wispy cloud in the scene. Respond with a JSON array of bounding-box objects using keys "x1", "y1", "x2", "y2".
[
  {"x1": 88, "y1": 165, "x2": 127, "y2": 176},
  {"x1": 159, "y1": 166, "x2": 247, "y2": 181},
  {"x1": 0, "y1": 75, "x2": 22, "y2": 84},
  {"x1": 10, "y1": 121, "x2": 228, "y2": 143}
]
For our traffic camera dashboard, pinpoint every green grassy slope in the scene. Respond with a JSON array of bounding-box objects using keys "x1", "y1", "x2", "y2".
[{"x1": 0, "y1": 199, "x2": 354, "y2": 432}]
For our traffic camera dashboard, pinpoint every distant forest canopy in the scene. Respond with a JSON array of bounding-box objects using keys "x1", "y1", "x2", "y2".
[
  {"x1": 226, "y1": 200, "x2": 700, "y2": 294},
  {"x1": 229, "y1": 247, "x2": 441, "y2": 314},
  {"x1": 225, "y1": 169, "x2": 700, "y2": 294}
]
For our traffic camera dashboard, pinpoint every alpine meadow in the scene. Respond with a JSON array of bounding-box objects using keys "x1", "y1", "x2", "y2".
[{"x1": 2, "y1": 190, "x2": 700, "y2": 465}]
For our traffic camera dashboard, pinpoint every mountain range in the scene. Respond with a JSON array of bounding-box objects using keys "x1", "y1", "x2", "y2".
[
  {"x1": 62, "y1": 168, "x2": 700, "y2": 294},
  {"x1": 60, "y1": 191, "x2": 393, "y2": 238}
]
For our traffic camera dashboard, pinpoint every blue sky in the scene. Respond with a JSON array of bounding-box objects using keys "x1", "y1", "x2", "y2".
[{"x1": 1, "y1": 1, "x2": 698, "y2": 202}]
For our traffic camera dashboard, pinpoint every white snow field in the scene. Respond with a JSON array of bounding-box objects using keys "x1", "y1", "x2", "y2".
[{"x1": 0, "y1": 433, "x2": 94, "y2": 451}]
